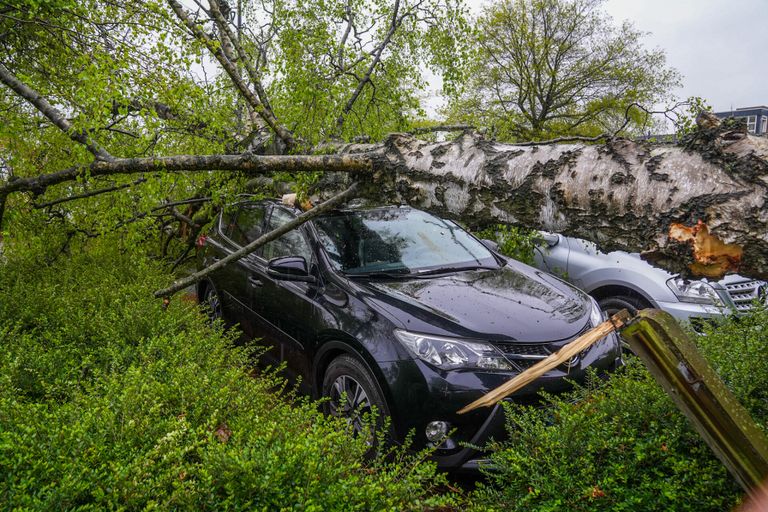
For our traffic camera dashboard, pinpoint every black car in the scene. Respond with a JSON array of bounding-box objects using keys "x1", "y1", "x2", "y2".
[{"x1": 197, "y1": 199, "x2": 622, "y2": 470}]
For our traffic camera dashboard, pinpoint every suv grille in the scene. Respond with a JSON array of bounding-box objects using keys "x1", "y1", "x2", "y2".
[
  {"x1": 495, "y1": 324, "x2": 591, "y2": 370},
  {"x1": 725, "y1": 280, "x2": 766, "y2": 312}
]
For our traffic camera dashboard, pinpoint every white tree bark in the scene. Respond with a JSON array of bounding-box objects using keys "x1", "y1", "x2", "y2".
[{"x1": 336, "y1": 119, "x2": 768, "y2": 280}]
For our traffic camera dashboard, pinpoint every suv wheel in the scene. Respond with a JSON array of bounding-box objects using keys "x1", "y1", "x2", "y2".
[
  {"x1": 598, "y1": 294, "x2": 651, "y2": 352},
  {"x1": 322, "y1": 355, "x2": 389, "y2": 438}
]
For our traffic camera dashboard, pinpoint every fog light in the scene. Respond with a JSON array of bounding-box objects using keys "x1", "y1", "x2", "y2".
[{"x1": 425, "y1": 420, "x2": 449, "y2": 442}]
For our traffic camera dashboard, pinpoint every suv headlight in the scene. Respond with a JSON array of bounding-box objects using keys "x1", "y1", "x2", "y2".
[
  {"x1": 667, "y1": 277, "x2": 722, "y2": 306},
  {"x1": 393, "y1": 330, "x2": 514, "y2": 371},
  {"x1": 589, "y1": 297, "x2": 605, "y2": 327}
]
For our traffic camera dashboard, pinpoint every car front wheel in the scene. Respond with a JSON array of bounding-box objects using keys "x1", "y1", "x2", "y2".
[
  {"x1": 201, "y1": 282, "x2": 223, "y2": 323},
  {"x1": 322, "y1": 355, "x2": 389, "y2": 439}
]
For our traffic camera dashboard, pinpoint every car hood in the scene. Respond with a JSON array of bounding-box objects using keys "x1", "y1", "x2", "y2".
[{"x1": 359, "y1": 264, "x2": 591, "y2": 342}]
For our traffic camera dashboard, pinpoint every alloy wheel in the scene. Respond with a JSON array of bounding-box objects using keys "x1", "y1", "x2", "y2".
[{"x1": 328, "y1": 374, "x2": 372, "y2": 434}]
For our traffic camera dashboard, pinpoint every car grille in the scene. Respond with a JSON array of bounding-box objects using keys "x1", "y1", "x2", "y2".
[
  {"x1": 495, "y1": 324, "x2": 591, "y2": 370},
  {"x1": 725, "y1": 280, "x2": 766, "y2": 312}
]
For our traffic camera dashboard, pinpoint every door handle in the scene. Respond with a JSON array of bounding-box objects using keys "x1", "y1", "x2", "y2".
[{"x1": 248, "y1": 275, "x2": 263, "y2": 287}]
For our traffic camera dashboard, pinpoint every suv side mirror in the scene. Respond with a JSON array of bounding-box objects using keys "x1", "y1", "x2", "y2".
[
  {"x1": 267, "y1": 256, "x2": 316, "y2": 283},
  {"x1": 540, "y1": 233, "x2": 560, "y2": 248},
  {"x1": 480, "y1": 239, "x2": 499, "y2": 252}
]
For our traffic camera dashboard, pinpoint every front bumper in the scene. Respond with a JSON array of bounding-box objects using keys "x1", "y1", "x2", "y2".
[
  {"x1": 378, "y1": 331, "x2": 622, "y2": 470},
  {"x1": 654, "y1": 300, "x2": 733, "y2": 331}
]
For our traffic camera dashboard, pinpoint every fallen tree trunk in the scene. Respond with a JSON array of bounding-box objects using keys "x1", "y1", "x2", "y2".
[{"x1": 339, "y1": 118, "x2": 768, "y2": 280}]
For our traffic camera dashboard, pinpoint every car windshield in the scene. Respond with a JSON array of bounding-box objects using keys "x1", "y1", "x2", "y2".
[{"x1": 312, "y1": 207, "x2": 498, "y2": 274}]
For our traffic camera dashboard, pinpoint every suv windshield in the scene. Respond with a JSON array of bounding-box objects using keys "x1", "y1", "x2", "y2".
[{"x1": 313, "y1": 207, "x2": 498, "y2": 274}]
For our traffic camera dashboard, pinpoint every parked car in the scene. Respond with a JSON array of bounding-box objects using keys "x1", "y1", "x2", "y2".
[
  {"x1": 533, "y1": 233, "x2": 767, "y2": 331},
  {"x1": 197, "y1": 200, "x2": 622, "y2": 471}
]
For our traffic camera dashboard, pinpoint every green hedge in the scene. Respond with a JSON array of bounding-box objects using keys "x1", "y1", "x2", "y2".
[
  {"x1": 470, "y1": 308, "x2": 768, "y2": 511},
  {"x1": 0, "y1": 239, "x2": 454, "y2": 510}
]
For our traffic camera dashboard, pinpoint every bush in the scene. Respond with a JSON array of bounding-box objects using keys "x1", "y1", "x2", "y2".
[
  {"x1": 470, "y1": 308, "x2": 768, "y2": 511},
  {"x1": 0, "y1": 238, "x2": 454, "y2": 510}
]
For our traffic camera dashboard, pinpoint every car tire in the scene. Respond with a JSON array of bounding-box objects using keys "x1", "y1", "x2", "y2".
[
  {"x1": 598, "y1": 294, "x2": 651, "y2": 353},
  {"x1": 201, "y1": 281, "x2": 223, "y2": 323},
  {"x1": 322, "y1": 355, "x2": 390, "y2": 441}
]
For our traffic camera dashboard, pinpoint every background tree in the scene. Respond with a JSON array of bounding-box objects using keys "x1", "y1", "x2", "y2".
[{"x1": 444, "y1": 0, "x2": 681, "y2": 141}]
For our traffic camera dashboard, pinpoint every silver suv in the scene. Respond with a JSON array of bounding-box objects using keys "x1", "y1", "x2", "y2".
[{"x1": 533, "y1": 233, "x2": 766, "y2": 329}]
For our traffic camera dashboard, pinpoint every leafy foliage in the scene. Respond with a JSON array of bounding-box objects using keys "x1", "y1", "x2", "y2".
[
  {"x1": 470, "y1": 308, "x2": 768, "y2": 511},
  {"x1": 475, "y1": 224, "x2": 541, "y2": 265},
  {"x1": 0, "y1": 233, "x2": 455, "y2": 510}
]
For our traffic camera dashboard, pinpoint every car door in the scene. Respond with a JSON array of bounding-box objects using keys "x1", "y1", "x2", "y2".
[
  {"x1": 217, "y1": 203, "x2": 283, "y2": 365},
  {"x1": 251, "y1": 205, "x2": 321, "y2": 393}
]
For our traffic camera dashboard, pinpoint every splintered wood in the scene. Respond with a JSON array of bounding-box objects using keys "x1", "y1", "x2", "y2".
[
  {"x1": 668, "y1": 221, "x2": 743, "y2": 278},
  {"x1": 457, "y1": 309, "x2": 632, "y2": 414}
]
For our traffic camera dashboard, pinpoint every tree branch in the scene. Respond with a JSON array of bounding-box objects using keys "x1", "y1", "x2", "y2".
[
  {"x1": 208, "y1": 0, "x2": 275, "y2": 115},
  {"x1": 0, "y1": 153, "x2": 371, "y2": 195},
  {"x1": 167, "y1": 0, "x2": 296, "y2": 149},
  {"x1": 154, "y1": 182, "x2": 360, "y2": 299},
  {"x1": 335, "y1": 0, "x2": 402, "y2": 133},
  {"x1": 0, "y1": 62, "x2": 113, "y2": 161},
  {"x1": 32, "y1": 178, "x2": 147, "y2": 209}
]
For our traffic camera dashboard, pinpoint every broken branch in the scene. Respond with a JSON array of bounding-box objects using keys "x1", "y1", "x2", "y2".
[
  {"x1": 153, "y1": 182, "x2": 360, "y2": 299},
  {"x1": 0, "y1": 154, "x2": 371, "y2": 196}
]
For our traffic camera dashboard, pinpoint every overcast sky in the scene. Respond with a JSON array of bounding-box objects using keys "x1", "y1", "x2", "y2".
[{"x1": 602, "y1": 0, "x2": 768, "y2": 112}]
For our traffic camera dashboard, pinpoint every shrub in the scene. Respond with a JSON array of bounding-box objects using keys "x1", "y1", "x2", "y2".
[
  {"x1": 470, "y1": 308, "x2": 768, "y2": 511},
  {"x1": 0, "y1": 237, "x2": 454, "y2": 510}
]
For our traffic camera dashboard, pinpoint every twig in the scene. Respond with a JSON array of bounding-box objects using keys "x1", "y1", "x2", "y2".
[
  {"x1": 153, "y1": 182, "x2": 360, "y2": 299},
  {"x1": 150, "y1": 197, "x2": 212, "y2": 211},
  {"x1": 32, "y1": 178, "x2": 147, "y2": 209}
]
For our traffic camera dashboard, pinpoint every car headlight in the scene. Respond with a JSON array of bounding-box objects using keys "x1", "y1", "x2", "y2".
[
  {"x1": 393, "y1": 330, "x2": 514, "y2": 371},
  {"x1": 667, "y1": 277, "x2": 722, "y2": 305},
  {"x1": 589, "y1": 297, "x2": 605, "y2": 327}
]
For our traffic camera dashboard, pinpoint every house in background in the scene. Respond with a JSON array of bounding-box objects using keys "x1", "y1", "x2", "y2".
[{"x1": 714, "y1": 106, "x2": 768, "y2": 135}]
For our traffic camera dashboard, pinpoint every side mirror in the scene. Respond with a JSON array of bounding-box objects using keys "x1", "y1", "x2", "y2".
[
  {"x1": 480, "y1": 239, "x2": 499, "y2": 252},
  {"x1": 540, "y1": 233, "x2": 560, "y2": 248},
  {"x1": 267, "y1": 256, "x2": 316, "y2": 283}
]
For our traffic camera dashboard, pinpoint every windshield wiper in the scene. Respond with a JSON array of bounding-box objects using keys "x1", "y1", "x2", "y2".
[
  {"x1": 345, "y1": 268, "x2": 415, "y2": 279},
  {"x1": 415, "y1": 265, "x2": 499, "y2": 276}
]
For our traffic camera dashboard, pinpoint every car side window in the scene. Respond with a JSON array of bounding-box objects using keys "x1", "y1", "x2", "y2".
[
  {"x1": 263, "y1": 207, "x2": 312, "y2": 262},
  {"x1": 228, "y1": 204, "x2": 267, "y2": 247}
]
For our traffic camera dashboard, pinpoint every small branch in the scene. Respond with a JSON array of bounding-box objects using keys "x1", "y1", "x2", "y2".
[
  {"x1": 154, "y1": 182, "x2": 360, "y2": 299},
  {"x1": 32, "y1": 178, "x2": 147, "y2": 209},
  {"x1": 169, "y1": 206, "x2": 199, "y2": 228},
  {"x1": 409, "y1": 124, "x2": 475, "y2": 135},
  {"x1": 151, "y1": 197, "x2": 212, "y2": 212},
  {"x1": 0, "y1": 62, "x2": 113, "y2": 161},
  {"x1": 335, "y1": 0, "x2": 402, "y2": 133}
]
